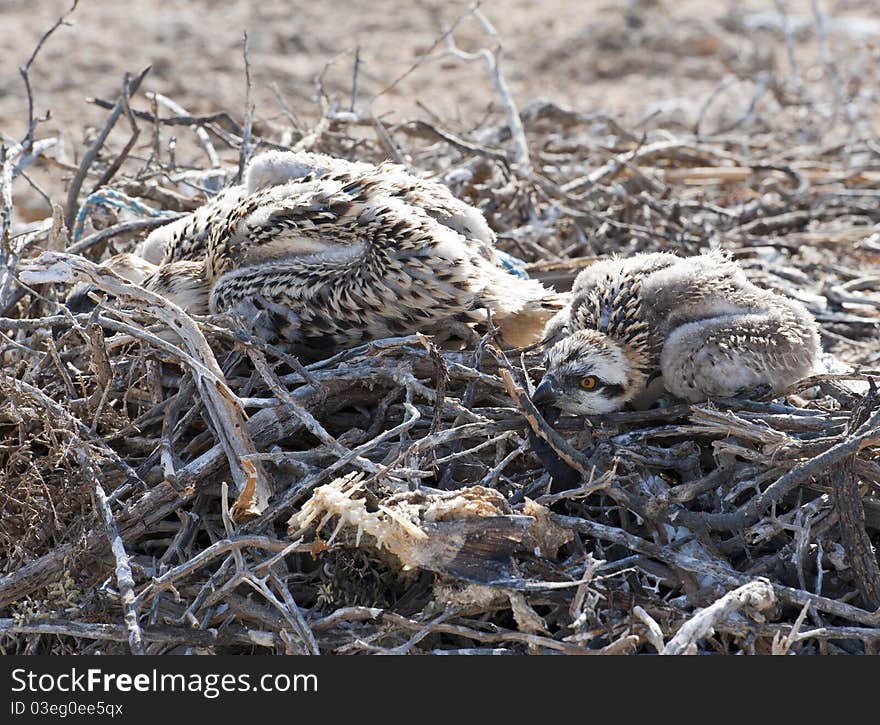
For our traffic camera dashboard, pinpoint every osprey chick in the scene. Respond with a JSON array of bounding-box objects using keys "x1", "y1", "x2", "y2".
[
  {"x1": 70, "y1": 152, "x2": 561, "y2": 354},
  {"x1": 533, "y1": 251, "x2": 820, "y2": 414}
]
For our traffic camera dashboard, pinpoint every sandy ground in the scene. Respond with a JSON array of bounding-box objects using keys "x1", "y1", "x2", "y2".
[
  {"x1": 0, "y1": 0, "x2": 878, "y2": 223},
  {"x1": 2, "y1": 0, "x2": 879, "y2": 135}
]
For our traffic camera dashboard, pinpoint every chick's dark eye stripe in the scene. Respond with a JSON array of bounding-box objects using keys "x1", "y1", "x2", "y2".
[{"x1": 598, "y1": 382, "x2": 625, "y2": 397}]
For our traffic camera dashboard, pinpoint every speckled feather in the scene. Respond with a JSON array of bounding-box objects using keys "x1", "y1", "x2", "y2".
[
  {"x1": 113, "y1": 152, "x2": 561, "y2": 352},
  {"x1": 541, "y1": 251, "x2": 821, "y2": 410}
]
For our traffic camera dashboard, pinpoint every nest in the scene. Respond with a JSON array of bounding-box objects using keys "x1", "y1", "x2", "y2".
[{"x1": 2, "y1": 4, "x2": 880, "y2": 655}]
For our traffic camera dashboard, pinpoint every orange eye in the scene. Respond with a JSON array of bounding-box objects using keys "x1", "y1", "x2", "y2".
[{"x1": 579, "y1": 376, "x2": 597, "y2": 390}]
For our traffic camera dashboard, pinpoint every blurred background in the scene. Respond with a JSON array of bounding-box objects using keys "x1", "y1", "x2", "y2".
[
  {"x1": 1, "y1": 1, "x2": 878, "y2": 141},
  {"x1": 1, "y1": 0, "x2": 879, "y2": 228}
]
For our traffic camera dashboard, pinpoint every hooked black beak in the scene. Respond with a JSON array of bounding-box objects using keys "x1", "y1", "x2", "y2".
[
  {"x1": 66, "y1": 287, "x2": 98, "y2": 314},
  {"x1": 531, "y1": 375, "x2": 559, "y2": 406}
]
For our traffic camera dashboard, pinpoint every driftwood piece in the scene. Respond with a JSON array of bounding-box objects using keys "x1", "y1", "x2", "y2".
[{"x1": 662, "y1": 580, "x2": 776, "y2": 655}]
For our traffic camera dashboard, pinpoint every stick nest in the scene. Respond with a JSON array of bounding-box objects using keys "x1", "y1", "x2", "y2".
[{"x1": 2, "y1": 11, "x2": 880, "y2": 655}]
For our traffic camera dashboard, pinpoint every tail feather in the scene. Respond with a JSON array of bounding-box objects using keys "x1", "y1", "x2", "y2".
[{"x1": 476, "y1": 259, "x2": 570, "y2": 347}]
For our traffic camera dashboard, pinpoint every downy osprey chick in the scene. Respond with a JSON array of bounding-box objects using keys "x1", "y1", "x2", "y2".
[
  {"x1": 69, "y1": 151, "x2": 561, "y2": 354},
  {"x1": 533, "y1": 251, "x2": 820, "y2": 414}
]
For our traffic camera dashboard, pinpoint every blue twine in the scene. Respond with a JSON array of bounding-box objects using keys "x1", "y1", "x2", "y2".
[
  {"x1": 496, "y1": 249, "x2": 530, "y2": 279},
  {"x1": 72, "y1": 188, "x2": 178, "y2": 243}
]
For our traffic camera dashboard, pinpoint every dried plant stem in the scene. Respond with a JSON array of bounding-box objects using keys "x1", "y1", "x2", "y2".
[
  {"x1": 662, "y1": 579, "x2": 776, "y2": 655},
  {"x1": 18, "y1": 252, "x2": 272, "y2": 519}
]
